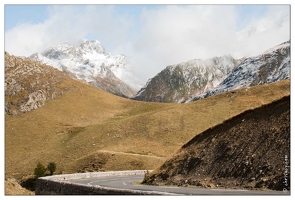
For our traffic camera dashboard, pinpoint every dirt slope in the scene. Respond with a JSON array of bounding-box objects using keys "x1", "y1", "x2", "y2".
[
  {"x1": 142, "y1": 96, "x2": 290, "y2": 191},
  {"x1": 5, "y1": 178, "x2": 34, "y2": 195}
]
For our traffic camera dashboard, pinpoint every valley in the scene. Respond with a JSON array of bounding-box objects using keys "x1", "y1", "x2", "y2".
[
  {"x1": 4, "y1": 41, "x2": 290, "y2": 194},
  {"x1": 5, "y1": 73, "x2": 290, "y2": 185},
  {"x1": 4, "y1": 4, "x2": 291, "y2": 195}
]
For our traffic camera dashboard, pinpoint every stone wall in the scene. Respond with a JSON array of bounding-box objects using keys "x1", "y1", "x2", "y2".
[{"x1": 35, "y1": 170, "x2": 168, "y2": 195}]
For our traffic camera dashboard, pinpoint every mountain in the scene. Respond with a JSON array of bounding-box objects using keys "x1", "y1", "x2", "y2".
[
  {"x1": 185, "y1": 41, "x2": 290, "y2": 102},
  {"x1": 142, "y1": 95, "x2": 290, "y2": 191},
  {"x1": 5, "y1": 52, "x2": 78, "y2": 115},
  {"x1": 133, "y1": 55, "x2": 241, "y2": 103},
  {"x1": 133, "y1": 41, "x2": 290, "y2": 103},
  {"x1": 29, "y1": 40, "x2": 140, "y2": 97}
]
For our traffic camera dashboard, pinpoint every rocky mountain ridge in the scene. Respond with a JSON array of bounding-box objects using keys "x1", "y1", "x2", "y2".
[
  {"x1": 29, "y1": 40, "x2": 140, "y2": 97},
  {"x1": 133, "y1": 55, "x2": 241, "y2": 103},
  {"x1": 187, "y1": 40, "x2": 290, "y2": 102},
  {"x1": 133, "y1": 41, "x2": 290, "y2": 103}
]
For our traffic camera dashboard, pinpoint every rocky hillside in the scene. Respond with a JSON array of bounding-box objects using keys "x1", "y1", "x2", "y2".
[
  {"x1": 187, "y1": 41, "x2": 290, "y2": 102},
  {"x1": 133, "y1": 55, "x2": 241, "y2": 103},
  {"x1": 142, "y1": 96, "x2": 290, "y2": 191},
  {"x1": 5, "y1": 52, "x2": 78, "y2": 115},
  {"x1": 29, "y1": 40, "x2": 140, "y2": 97}
]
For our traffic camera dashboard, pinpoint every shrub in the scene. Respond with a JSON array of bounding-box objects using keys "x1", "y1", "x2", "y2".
[
  {"x1": 34, "y1": 162, "x2": 47, "y2": 178},
  {"x1": 47, "y1": 162, "x2": 57, "y2": 175}
]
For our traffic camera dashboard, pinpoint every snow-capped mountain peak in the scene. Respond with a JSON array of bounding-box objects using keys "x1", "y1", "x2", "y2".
[
  {"x1": 29, "y1": 40, "x2": 141, "y2": 97},
  {"x1": 80, "y1": 40, "x2": 108, "y2": 55}
]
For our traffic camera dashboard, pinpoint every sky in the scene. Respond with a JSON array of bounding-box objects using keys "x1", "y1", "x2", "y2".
[{"x1": 3, "y1": 2, "x2": 291, "y2": 83}]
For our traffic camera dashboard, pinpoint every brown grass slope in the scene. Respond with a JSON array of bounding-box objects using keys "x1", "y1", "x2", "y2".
[
  {"x1": 142, "y1": 95, "x2": 290, "y2": 191},
  {"x1": 5, "y1": 75, "x2": 290, "y2": 183}
]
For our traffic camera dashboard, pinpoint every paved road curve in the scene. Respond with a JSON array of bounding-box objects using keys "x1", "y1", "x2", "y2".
[{"x1": 67, "y1": 174, "x2": 290, "y2": 195}]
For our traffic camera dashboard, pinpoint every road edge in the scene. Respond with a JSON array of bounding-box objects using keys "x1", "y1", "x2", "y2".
[{"x1": 35, "y1": 170, "x2": 175, "y2": 195}]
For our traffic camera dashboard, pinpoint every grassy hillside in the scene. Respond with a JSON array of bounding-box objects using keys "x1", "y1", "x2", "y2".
[{"x1": 5, "y1": 76, "x2": 290, "y2": 183}]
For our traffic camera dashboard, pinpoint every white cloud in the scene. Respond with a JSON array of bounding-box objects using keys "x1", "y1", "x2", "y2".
[
  {"x1": 130, "y1": 5, "x2": 289, "y2": 80},
  {"x1": 234, "y1": 5, "x2": 290, "y2": 58},
  {"x1": 5, "y1": 5, "x2": 129, "y2": 56},
  {"x1": 5, "y1": 5, "x2": 290, "y2": 84},
  {"x1": 130, "y1": 5, "x2": 239, "y2": 79}
]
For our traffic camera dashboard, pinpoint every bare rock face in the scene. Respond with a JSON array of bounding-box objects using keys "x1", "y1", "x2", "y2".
[
  {"x1": 5, "y1": 52, "x2": 74, "y2": 115},
  {"x1": 19, "y1": 90, "x2": 47, "y2": 112}
]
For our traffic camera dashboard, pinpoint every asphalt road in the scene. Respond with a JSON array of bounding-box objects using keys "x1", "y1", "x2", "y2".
[{"x1": 67, "y1": 174, "x2": 290, "y2": 195}]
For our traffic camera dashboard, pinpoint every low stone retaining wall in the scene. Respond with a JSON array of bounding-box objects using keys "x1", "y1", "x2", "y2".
[{"x1": 35, "y1": 170, "x2": 168, "y2": 195}]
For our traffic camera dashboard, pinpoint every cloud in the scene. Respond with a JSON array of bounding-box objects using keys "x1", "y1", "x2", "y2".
[
  {"x1": 5, "y1": 5, "x2": 290, "y2": 84},
  {"x1": 234, "y1": 5, "x2": 290, "y2": 57},
  {"x1": 5, "y1": 5, "x2": 130, "y2": 56},
  {"x1": 131, "y1": 5, "x2": 239, "y2": 79},
  {"x1": 130, "y1": 5, "x2": 290, "y2": 80}
]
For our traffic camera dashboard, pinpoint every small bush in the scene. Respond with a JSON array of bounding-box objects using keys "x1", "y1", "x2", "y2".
[
  {"x1": 34, "y1": 162, "x2": 47, "y2": 179},
  {"x1": 47, "y1": 162, "x2": 57, "y2": 175}
]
